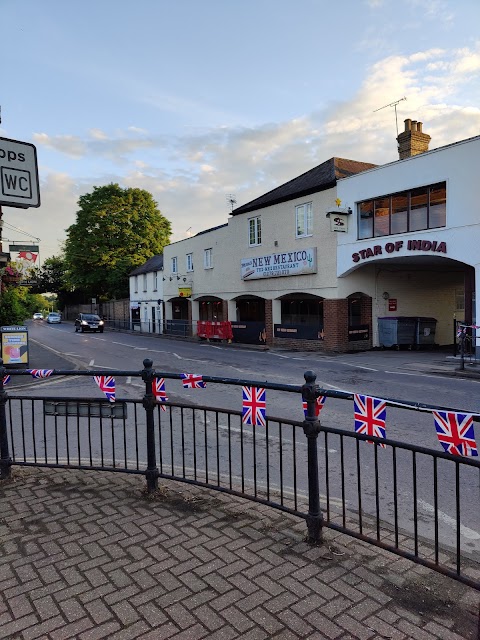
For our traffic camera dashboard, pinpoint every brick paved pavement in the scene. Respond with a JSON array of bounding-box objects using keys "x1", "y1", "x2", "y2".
[{"x1": 0, "y1": 468, "x2": 478, "y2": 640}]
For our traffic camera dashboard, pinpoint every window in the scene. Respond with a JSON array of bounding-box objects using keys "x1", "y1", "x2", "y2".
[
  {"x1": 134, "y1": 275, "x2": 138, "y2": 293},
  {"x1": 143, "y1": 273, "x2": 147, "y2": 291},
  {"x1": 358, "y1": 201, "x2": 373, "y2": 239},
  {"x1": 171, "y1": 257, "x2": 178, "y2": 273},
  {"x1": 374, "y1": 198, "x2": 390, "y2": 237},
  {"x1": 410, "y1": 187, "x2": 428, "y2": 231},
  {"x1": 391, "y1": 192, "x2": 408, "y2": 234},
  {"x1": 357, "y1": 182, "x2": 446, "y2": 239},
  {"x1": 248, "y1": 216, "x2": 261, "y2": 246},
  {"x1": 455, "y1": 288, "x2": 465, "y2": 312},
  {"x1": 296, "y1": 202, "x2": 313, "y2": 237},
  {"x1": 429, "y1": 183, "x2": 446, "y2": 228},
  {"x1": 186, "y1": 253, "x2": 194, "y2": 272},
  {"x1": 204, "y1": 248, "x2": 213, "y2": 269},
  {"x1": 153, "y1": 271, "x2": 158, "y2": 291}
]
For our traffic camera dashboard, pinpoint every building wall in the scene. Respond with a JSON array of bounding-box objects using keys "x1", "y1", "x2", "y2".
[
  {"x1": 129, "y1": 269, "x2": 164, "y2": 333},
  {"x1": 163, "y1": 187, "x2": 340, "y2": 304},
  {"x1": 336, "y1": 135, "x2": 480, "y2": 347}
]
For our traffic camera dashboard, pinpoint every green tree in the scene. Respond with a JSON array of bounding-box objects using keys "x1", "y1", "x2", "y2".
[
  {"x1": 31, "y1": 255, "x2": 69, "y2": 295},
  {"x1": 64, "y1": 184, "x2": 171, "y2": 299}
]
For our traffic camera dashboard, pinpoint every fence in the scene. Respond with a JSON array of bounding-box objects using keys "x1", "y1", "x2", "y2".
[{"x1": 0, "y1": 359, "x2": 479, "y2": 592}]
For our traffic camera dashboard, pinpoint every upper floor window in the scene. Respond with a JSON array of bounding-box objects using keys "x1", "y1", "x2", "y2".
[
  {"x1": 186, "y1": 253, "x2": 194, "y2": 272},
  {"x1": 134, "y1": 275, "x2": 138, "y2": 293},
  {"x1": 296, "y1": 202, "x2": 313, "y2": 237},
  {"x1": 249, "y1": 216, "x2": 261, "y2": 246},
  {"x1": 171, "y1": 257, "x2": 178, "y2": 273},
  {"x1": 153, "y1": 271, "x2": 158, "y2": 291},
  {"x1": 204, "y1": 248, "x2": 213, "y2": 269},
  {"x1": 358, "y1": 182, "x2": 446, "y2": 240},
  {"x1": 143, "y1": 273, "x2": 147, "y2": 291}
]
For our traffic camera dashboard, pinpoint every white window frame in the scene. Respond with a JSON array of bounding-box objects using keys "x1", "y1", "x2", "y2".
[
  {"x1": 153, "y1": 271, "x2": 158, "y2": 291},
  {"x1": 186, "y1": 253, "x2": 194, "y2": 272},
  {"x1": 204, "y1": 248, "x2": 213, "y2": 269},
  {"x1": 248, "y1": 216, "x2": 261, "y2": 247},
  {"x1": 171, "y1": 257, "x2": 178, "y2": 273},
  {"x1": 296, "y1": 202, "x2": 313, "y2": 238},
  {"x1": 134, "y1": 275, "x2": 138, "y2": 293},
  {"x1": 143, "y1": 273, "x2": 147, "y2": 292}
]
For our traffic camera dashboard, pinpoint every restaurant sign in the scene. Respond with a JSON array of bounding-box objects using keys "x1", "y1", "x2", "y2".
[
  {"x1": 241, "y1": 248, "x2": 317, "y2": 280},
  {"x1": 352, "y1": 239, "x2": 447, "y2": 264}
]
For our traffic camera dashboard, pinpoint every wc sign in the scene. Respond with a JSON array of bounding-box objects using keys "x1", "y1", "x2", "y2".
[{"x1": 0, "y1": 137, "x2": 40, "y2": 208}]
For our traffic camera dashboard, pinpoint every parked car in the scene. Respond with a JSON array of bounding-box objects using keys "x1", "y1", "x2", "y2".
[
  {"x1": 32, "y1": 312, "x2": 43, "y2": 320},
  {"x1": 47, "y1": 312, "x2": 62, "y2": 324},
  {"x1": 74, "y1": 313, "x2": 104, "y2": 333}
]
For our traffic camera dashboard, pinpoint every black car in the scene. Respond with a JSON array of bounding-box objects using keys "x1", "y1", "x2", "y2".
[{"x1": 74, "y1": 313, "x2": 104, "y2": 333}]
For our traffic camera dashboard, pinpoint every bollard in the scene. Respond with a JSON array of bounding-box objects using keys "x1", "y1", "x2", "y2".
[
  {"x1": 141, "y1": 358, "x2": 159, "y2": 492},
  {"x1": 0, "y1": 359, "x2": 12, "y2": 480},
  {"x1": 301, "y1": 370, "x2": 323, "y2": 544}
]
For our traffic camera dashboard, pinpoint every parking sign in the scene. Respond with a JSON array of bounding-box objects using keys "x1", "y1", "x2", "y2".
[{"x1": 0, "y1": 137, "x2": 40, "y2": 208}]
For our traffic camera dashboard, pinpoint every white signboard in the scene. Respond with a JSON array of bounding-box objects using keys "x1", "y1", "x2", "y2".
[
  {"x1": 0, "y1": 137, "x2": 40, "y2": 208},
  {"x1": 241, "y1": 248, "x2": 317, "y2": 280}
]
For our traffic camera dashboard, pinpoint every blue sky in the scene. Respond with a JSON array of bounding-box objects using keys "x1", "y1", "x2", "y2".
[{"x1": 1, "y1": 0, "x2": 479, "y2": 261}]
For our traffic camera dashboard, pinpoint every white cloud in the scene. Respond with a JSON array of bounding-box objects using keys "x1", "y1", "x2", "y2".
[{"x1": 24, "y1": 42, "x2": 480, "y2": 257}]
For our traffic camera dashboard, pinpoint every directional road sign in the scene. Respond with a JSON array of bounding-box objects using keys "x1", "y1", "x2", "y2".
[{"x1": 0, "y1": 137, "x2": 40, "y2": 208}]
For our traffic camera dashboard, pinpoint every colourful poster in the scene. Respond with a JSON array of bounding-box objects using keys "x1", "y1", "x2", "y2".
[{"x1": 1, "y1": 328, "x2": 28, "y2": 365}]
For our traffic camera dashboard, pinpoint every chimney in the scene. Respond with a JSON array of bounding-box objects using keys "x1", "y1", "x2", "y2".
[{"x1": 396, "y1": 118, "x2": 431, "y2": 160}]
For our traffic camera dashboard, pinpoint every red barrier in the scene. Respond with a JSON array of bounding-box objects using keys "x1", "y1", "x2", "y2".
[{"x1": 197, "y1": 321, "x2": 232, "y2": 342}]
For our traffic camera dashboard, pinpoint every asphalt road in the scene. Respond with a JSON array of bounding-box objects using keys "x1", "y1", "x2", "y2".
[{"x1": 5, "y1": 320, "x2": 480, "y2": 563}]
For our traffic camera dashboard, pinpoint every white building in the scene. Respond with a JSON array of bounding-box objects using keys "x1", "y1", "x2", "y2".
[
  {"x1": 129, "y1": 254, "x2": 164, "y2": 333},
  {"x1": 159, "y1": 119, "x2": 480, "y2": 353},
  {"x1": 337, "y1": 120, "x2": 479, "y2": 351}
]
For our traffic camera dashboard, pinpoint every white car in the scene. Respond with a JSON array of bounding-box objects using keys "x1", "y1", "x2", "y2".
[
  {"x1": 47, "y1": 312, "x2": 62, "y2": 324},
  {"x1": 33, "y1": 312, "x2": 43, "y2": 320}
]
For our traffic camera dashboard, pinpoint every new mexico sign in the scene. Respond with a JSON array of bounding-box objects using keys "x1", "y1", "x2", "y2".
[{"x1": 241, "y1": 248, "x2": 317, "y2": 280}]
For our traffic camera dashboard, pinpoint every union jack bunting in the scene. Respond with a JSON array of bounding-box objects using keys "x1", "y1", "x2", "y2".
[
  {"x1": 153, "y1": 377, "x2": 168, "y2": 412},
  {"x1": 2, "y1": 375, "x2": 10, "y2": 385},
  {"x1": 242, "y1": 386, "x2": 266, "y2": 427},
  {"x1": 28, "y1": 369, "x2": 53, "y2": 378},
  {"x1": 432, "y1": 410, "x2": 478, "y2": 457},
  {"x1": 302, "y1": 395, "x2": 326, "y2": 418},
  {"x1": 180, "y1": 373, "x2": 206, "y2": 389},
  {"x1": 354, "y1": 394, "x2": 387, "y2": 447},
  {"x1": 93, "y1": 375, "x2": 115, "y2": 403}
]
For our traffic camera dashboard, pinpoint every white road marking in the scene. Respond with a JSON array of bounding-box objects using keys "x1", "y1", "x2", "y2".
[
  {"x1": 134, "y1": 347, "x2": 148, "y2": 350},
  {"x1": 384, "y1": 370, "x2": 464, "y2": 381},
  {"x1": 89, "y1": 360, "x2": 94, "y2": 366},
  {"x1": 126, "y1": 376, "x2": 132, "y2": 384},
  {"x1": 417, "y1": 499, "x2": 480, "y2": 540},
  {"x1": 267, "y1": 352, "x2": 291, "y2": 359}
]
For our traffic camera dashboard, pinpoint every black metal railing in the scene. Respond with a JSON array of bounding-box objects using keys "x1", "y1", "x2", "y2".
[{"x1": 0, "y1": 359, "x2": 478, "y2": 592}]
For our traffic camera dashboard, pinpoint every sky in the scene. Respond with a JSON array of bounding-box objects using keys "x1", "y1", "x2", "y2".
[{"x1": 1, "y1": 0, "x2": 480, "y2": 263}]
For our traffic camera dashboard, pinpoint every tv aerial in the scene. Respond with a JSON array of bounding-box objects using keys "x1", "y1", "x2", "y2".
[
  {"x1": 374, "y1": 96, "x2": 407, "y2": 136},
  {"x1": 226, "y1": 194, "x2": 237, "y2": 212}
]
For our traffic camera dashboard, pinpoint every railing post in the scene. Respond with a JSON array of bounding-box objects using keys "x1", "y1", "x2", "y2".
[
  {"x1": 0, "y1": 359, "x2": 12, "y2": 480},
  {"x1": 141, "y1": 358, "x2": 158, "y2": 492},
  {"x1": 301, "y1": 370, "x2": 323, "y2": 544}
]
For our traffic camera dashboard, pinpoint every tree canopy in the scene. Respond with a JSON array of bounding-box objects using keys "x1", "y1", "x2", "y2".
[{"x1": 64, "y1": 184, "x2": 171, "y2": 299}]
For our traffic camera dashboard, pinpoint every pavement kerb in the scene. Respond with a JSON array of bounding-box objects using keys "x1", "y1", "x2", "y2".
[{"x1": 0, "y1": 466, "x2": 478, "y2": 640}]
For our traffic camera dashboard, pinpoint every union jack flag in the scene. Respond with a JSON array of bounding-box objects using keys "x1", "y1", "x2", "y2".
[
  {"x1": 433, "y1": 410, "x2": 478, "y2": 457},
  {"x1": 154, "y1": 377, "x2": 168, "y2": 411},
  {"x1": 242, "y1": 386, "x2": 266, "y2": 427},
  {"x1": 302, "y1": 395, "x2": 326, "y2": 418},
  {"x1": 354, "y1": 394, "x2": 387, "y2": 447},
  {"x1": 93, "y1": 375, "x2": 115, "y2": 403},
  {"x1": 180, "y1": 373, "x2": 206, "y2": 389},
  {"x1": 2, "y1": 375, "x2": 10, "y2": 385},
  {"x1": 28, "y1": 369, "x2": 53, "y2": 378}
]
